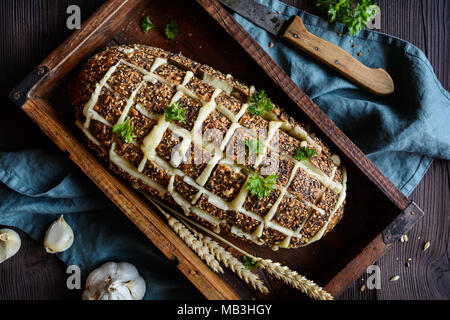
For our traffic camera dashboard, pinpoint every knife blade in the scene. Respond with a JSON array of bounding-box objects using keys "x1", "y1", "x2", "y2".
[
  {"x1": 218, "y1": 0, "x2": 394, "y2": 96},
  {"x1": 218, "y1": 0, "x2": 287, "y2": 36}
]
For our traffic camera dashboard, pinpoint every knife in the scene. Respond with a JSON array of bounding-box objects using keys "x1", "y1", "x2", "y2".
[{"x1": 218, "y1": 0, "x2": 395, "y2": 96}]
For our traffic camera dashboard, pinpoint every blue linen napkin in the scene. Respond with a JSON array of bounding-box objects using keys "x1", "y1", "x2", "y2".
[{"x1": 1, "y1": 0, "x2": 449, "y2": 300}]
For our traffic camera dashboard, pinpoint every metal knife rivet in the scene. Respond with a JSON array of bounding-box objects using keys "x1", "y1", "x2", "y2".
[
  {"x1": 293, "y1": 33, "x2": 298, "y2": 38},
  {"x1": 38, "y1": 66, "x2": 46, "y2": 76},
  {"x1": 314, "y1": 47, "x2": 319, "y2": 51},
  {"x1": 335, "y1": 60, "x2": 340, "y2": 65},
  {"x1": 13, "y1": 92, "x2": 21, "y2": 100}
]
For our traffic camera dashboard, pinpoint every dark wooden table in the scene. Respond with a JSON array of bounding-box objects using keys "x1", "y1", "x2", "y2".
[{"x1": 0, "y1": 0, "x2": 448, "y2": 300}]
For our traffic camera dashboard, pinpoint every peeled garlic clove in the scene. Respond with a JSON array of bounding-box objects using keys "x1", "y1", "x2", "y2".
[
  {"x1": 0, "y1": 228, "x2": 21, "y2": 264},
  {"x1": 44, "y1": 215, "x2": 74, "y2": 253}
]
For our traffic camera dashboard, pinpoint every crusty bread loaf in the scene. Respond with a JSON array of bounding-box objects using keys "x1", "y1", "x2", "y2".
[{"x1": 73, "y1": 45, "x2": 347, "y2": 249}]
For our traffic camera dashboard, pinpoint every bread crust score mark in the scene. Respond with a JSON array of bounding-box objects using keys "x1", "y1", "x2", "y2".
[{"x1": 73, "y1": 45, "x2": 347, "y2": 249}]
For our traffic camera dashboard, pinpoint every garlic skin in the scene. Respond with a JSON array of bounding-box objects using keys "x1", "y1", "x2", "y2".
[
  {"x1": 44, "y1": 215, "x2": 74, "y2": 253},
  {"x1": 0, "y1": 228, "x2": 21, "y2": 264},
  {"x1": 82, "y1": 262, "x2": 146, "y2": 300}
]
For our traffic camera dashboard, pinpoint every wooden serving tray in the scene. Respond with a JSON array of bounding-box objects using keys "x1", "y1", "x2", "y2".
[{"x1": 9, "y1": 0, "x2": 424, "y2": 299}]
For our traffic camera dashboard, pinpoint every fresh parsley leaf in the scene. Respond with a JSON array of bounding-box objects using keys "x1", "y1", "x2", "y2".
[
  {"x1": 141, "y1": 15, "x2": 155, "y2": 33},
  {"x1": 243, "y1": 256, "x2": 259, "y2": 270},
  {"x1": 248, "y1": 90, "x2": 273, "y2": 116},
  {"x1": 165, "y1": 20, "x2": 179, "y2": 40},
  {"x1": 164, "y1": 102, "x2": 186, "y2": 123},
  {"x1": 112, "y1": 118, "x2": 136, "y2": 143},
  {"x1": 294, "y1": 146, "x2": 317, "y2": 162},
  {"x1": 316, "y1": 0, "x2": 379, "y2": 35},
  {"x1": 246, "y1": 173, "x2": 278, "y2": 199},
  {"x1": 245, "y1": 139, "x2": 263, "y2": 156}
]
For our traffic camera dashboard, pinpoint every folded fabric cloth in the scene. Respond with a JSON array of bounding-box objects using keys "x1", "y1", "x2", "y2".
[
  {"x1": 0, "y1": 150, "x2": 202, "y2": 299},
  {"x1": 1, "y1": 0, "x2": 449, "y2": 300},
  {"x1": 231, "y1": 0, "x2": 450, "y2": 196}
]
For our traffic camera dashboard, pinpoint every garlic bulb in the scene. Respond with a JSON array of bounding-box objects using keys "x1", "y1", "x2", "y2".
[
  {"x1": 82, "y1": 262, "x2": 146, "y2": 300},
  {"x1": 0, "y1": 228, "x2": 21, "y2": 264},
  {"x1": 44, "y1": 215, "x2": 74, "y2": 253}
]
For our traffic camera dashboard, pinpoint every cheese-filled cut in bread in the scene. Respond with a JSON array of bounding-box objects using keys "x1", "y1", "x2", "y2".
[{"x1": 73, "y1": 45, "x2": 347, "y2": 249}]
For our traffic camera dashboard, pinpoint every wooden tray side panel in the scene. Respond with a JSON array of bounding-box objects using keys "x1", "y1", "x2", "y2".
[{"x1": 324, "y1": 235, "x2": 389, "y2": 295}]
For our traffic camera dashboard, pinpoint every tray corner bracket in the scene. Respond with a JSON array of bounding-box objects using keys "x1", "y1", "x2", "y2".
[
  {"x1": 382, "y1": 201, "x2": 424, "y2": 245},
  {"x1": 9, "y1": 65, "x2": 50, "y2": 107}
]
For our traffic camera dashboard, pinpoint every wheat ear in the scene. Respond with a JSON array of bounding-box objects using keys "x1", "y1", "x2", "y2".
[
  {"x1": 152, "y1": 202, "x2": 223, "y2": 274},
  {"x1": 191, "y1": 228, "x2": 269, "y2": 294},
  {"x1": 254, "y1": 258, "x2": 333, "y2": 300}
]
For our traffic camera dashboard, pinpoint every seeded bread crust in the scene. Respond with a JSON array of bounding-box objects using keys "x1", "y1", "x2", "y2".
[{"x1": 73, "y1": 45, "x2": 347, "y2": 249}]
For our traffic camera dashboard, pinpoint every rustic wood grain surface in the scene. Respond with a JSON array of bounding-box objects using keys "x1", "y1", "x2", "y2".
[{"x1": 0, "y1": 0, "x2": 448, "y2": 300}]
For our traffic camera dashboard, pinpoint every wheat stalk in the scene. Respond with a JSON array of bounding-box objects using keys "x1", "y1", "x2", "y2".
[
  {"x1": 254, "y1": 258, "x2": 333, "y2": 300},
  {"x1": 152, "y1": 201, "x2": 223, "y2": 274},
  {"x1": 142, "y1": 191, "x2": 334, "y2": 300},
  {"x1": 191, "y1": 228, "x2": 269, "y2": 294}
]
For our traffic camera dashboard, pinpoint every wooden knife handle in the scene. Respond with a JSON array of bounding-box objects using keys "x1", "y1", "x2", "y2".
[{"x1": 281, "y1": 16, "x2": 394, "y2": 96}]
